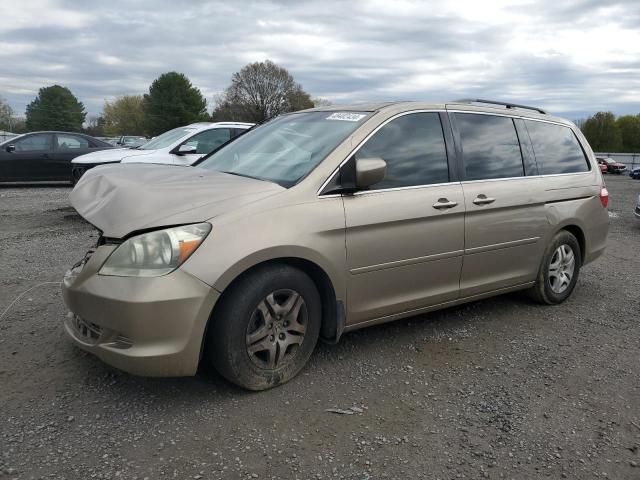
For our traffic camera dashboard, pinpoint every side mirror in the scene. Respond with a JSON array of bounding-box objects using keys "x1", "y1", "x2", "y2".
[
  {"x1": 5, "y1": 144, "x2": 15, "y2": 153},
  {"x1": 355, "y1": 157, "x2": 386, "y2": 188},
  {"x1": 177, "y1": 144, "x2": 197, "y2": 155}
]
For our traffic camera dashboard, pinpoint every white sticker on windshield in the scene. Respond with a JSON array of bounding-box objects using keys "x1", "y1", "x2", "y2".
[{"x1": 326, "y1": 112, "x2": 367, "y2": 122}]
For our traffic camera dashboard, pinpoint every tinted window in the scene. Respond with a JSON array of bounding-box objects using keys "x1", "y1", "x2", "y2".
[
  {"x1": 525, "y1": 121, "x2": 589, "y2": 174},
  {"x1": 456, "y1": 114, "x2": 524, "y2": 180},
  {"x1": 139, "y1": 127, "x2": 195, "y2": 150},
  {"x1": 184, "y1": 129, "x2": 231, "y2": 154},
  {"x1": 56, "y1": 134, "x2": 89, "y2": 149},
  {"x1": 14, "y1": 134, "x2": 51, "y2": 151},
  {"x1": 355, "y1": 112, "x2": 449, "y2": 189}
]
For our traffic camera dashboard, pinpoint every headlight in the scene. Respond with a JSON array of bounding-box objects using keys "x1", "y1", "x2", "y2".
[{"x1": 99, "y1": 223, "x2": 211, "y2": 277}]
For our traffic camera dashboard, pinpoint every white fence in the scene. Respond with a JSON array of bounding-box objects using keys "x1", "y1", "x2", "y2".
[{"x1": 595, "y1": 152, "x2": 639, "y2": 170}]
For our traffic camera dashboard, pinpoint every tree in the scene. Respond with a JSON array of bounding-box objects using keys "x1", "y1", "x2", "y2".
[
  {"x1": 25, "y1": 85, "x2": 86, "y2": 132},
  {"x1": 312, "y1": 97, "x2": 332, "y2": 107},
  {"x1": 580, "y1": 112, "x2": 622, "y2": 152},
  {"x1": 0, "y1": 97, "x2": 14, "y2": 131},
  {"x1": 212, "y1": 60, "x2": 314, "y2": 123},
  {"x1": 615, "y1": 114, "x2": 640, "y2": 153},
  {"x1": 102, "y1": 95, "x2": 145, "y2": 135},
  {"x1": 85, "y1": 115, "x2": 106, "y2": 137},
  {"x1": 143, "y1": 72, "x2": 207, "y2": 136}
]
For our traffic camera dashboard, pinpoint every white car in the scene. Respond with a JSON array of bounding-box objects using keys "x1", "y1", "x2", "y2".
[{"x1": 71, "y1": 122, "x2": 253, "y2": 183}]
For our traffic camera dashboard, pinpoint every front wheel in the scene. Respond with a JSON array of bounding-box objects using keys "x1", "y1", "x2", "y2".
[
  {"x1": 529, "y1": 230, "x2": 581, "y2": 305},
  {"x1": 208, "y1": 265, "x2": 321, "y2": 390}
]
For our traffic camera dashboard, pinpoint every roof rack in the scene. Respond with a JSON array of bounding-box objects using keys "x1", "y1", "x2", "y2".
[{"x1": 454, "y1": 98, "x2": 546, "y2": 115}]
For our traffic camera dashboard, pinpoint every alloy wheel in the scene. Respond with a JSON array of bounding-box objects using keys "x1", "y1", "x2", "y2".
[
  {"x1": 548, "y1": 244, "x2": 575, "y2": 294},
  {"x1": 245, "y1": 289, "x2": 308, "y2": 369}
]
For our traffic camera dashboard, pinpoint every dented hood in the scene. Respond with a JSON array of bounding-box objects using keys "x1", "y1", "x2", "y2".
[{"x1": 70, "y1": 163, "x2": 285, "y2": 238}]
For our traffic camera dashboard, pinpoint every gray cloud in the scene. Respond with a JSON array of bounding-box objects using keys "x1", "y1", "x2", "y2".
[{"x1": 1, "y1": 0, "x2": 639, "y2": 120}]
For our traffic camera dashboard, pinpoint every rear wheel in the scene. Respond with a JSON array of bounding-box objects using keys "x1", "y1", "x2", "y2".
[
  {"x1": 529, "y1": 230, "x2": 581, "y2": 304},
  {"x1": 208, "y1": 265, "x2": 321, "y2": 390}
]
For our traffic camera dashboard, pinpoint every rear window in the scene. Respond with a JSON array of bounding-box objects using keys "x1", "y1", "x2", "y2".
[
  {"x1": 524, "y1": 120, "x2": 590, "y2": 174},
  {"x1": 456, "y1": 113, "x2": 524, "y2": 181}
]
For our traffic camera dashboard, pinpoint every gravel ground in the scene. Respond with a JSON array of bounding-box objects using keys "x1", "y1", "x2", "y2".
[{"x1": 0, "y1": 176, "x2": 638, "y2": 480}]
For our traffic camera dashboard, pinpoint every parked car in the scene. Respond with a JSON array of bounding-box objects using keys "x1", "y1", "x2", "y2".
[
  {"x1": 95, "y1": 136, "x2": 120, "y2": 146},
  {"x1": 0, "y1": 132, "x2": 113, "y2": 182},
  {"x1": 597, "y1": 157, "x2": 627, "y2": 174},
  {"x1": 70, "y1": 122, "x2": 253, "y2": 183},
  {"x1": 636, "y1": 194, "x2": 640, "y2": 219},
  {"x1": 116, "y1": 135, "x2": 148, "y2": 148},
  {"x1": 62, "y1": 100, "x2": 609, "y2": 390},
  {"x1": 598, "y1": 161, "x2": 608, "y2": 174},
  {"x1": 629, "y1": 166, "x2": 640, "y2": 179}
]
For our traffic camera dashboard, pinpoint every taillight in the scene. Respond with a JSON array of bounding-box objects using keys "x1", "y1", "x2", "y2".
[{"x1": 599, "y1": 186, "x2": 609, "y2": 208}]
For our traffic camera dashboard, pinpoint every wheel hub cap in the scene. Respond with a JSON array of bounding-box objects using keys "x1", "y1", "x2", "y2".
[
  {"x1": 548, "y1": 244, "x2": 575, "y2": 294},
  {"x1": 246, "y1": 289, "x2": 307, "y2": 369}
]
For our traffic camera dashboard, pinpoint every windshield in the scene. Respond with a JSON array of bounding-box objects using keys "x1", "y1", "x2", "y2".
[
  {"x1": 138, "y1": 127, "x2": 196, "y2": 150},
  {"x1": 197, "y1": 111, "x2": 370, "y2": 187}
]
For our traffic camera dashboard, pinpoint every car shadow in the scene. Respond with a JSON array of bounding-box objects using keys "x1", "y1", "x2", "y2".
[{"x1": 68, "y1": 290, "x2": 537, "y2": 406}]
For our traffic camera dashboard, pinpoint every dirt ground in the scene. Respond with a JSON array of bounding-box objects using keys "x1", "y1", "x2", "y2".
[{"x1": 0, "y1": 175, "x2": 638, "y2": 480}]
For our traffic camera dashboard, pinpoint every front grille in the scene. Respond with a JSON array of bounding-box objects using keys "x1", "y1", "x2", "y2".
[{"x1": 72, "y1": 315, "x2": 102, "y2": 344}]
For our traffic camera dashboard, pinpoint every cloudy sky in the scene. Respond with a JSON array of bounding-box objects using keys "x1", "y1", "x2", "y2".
[{"x1": 1, "y1": 0, "x2": 639, "y2": 120}]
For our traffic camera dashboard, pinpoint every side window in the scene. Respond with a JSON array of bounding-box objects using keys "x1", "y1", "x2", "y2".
[
  {"x1": 456, "y1": 114, "x2": 524, "y2": 181},
  {"x1": 354, "y1": 112, "x2": 449, "y2": 190},
  {"x1": 184, "y1": 129, "x2": 231, "y2": 154},
  {"x1": 13, "y1": 134, "x2": 52, "y2": 151},
  {"x1": 524, "y1": 120, "x2": 590, "y2": 174},
  {"x1": 56, "y1": 134, "x2": 89, "y2": 149}
]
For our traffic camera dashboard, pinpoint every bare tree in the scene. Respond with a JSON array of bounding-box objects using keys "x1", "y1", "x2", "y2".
[
  {"x1": 0, "y1": 96, "x2": 15, "y2": 131},
  {"x1": 212, "y1": 60, "x2": 314, "y2": 122}
]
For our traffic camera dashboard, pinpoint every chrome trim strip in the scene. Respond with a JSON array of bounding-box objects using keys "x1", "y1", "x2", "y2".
[
  {"x1": 465, "y1": 237, "x2": 540, "y2": 255},
  {"x1": 316, "y1": 109, "x2": 446, "y2": 196},
  {"x1": 460, "y1": 171, "x2": 593, "y2": 184},
  {"x1": 350, "y1": 249, "x2": 464, "y2": 275},
  {"x1": 352, "y1": 181, "x2": 460, "y2": 195},
  {"x1": 461, "y1": 175, "x2": 538, "y2": 184}
]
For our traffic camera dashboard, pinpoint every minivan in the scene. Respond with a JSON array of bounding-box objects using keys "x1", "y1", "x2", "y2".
[{"x1": 62, "y1": 100, "x2": 609, "y2": 390}]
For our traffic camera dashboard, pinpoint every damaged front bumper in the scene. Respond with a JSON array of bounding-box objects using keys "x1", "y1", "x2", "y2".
[{"x1": 62, "y1": 245, "x2": 219, "y2": 377}]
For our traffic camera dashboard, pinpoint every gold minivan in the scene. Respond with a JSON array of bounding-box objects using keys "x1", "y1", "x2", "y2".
[{"x1": 62, "y1": 100, "x2": 609, "y2": 390}]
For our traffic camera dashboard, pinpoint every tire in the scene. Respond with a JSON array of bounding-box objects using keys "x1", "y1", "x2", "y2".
[
  {"x1": 529, "y1": 230, "x2": 581, "y2": 305},
  {"x1": 208, "y1": 264, "x2": 321, "y2": 391}
]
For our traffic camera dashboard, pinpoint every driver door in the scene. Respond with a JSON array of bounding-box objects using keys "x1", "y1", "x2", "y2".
[
  {"x1": 343, "y1": 112, "x2": 464, "y2": 324},
  {"x1": 1, "y1": 133, "x2": 54, "y2": 181}
]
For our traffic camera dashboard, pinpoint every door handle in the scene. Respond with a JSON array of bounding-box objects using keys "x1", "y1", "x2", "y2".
[
  {"x1": 42, "y1": 153, "x2": 50, "y2": 158},
  {"x1": 473, "y1": 194, "x2": 496, "y2": 205},
  {"x1": 432, "y1": 198, "x2": 458, "y2": 210}
]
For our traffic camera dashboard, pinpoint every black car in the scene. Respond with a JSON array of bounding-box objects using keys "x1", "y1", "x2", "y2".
[{"x1": 0, "y1": 131, "x2": 113, "y2": 183}]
